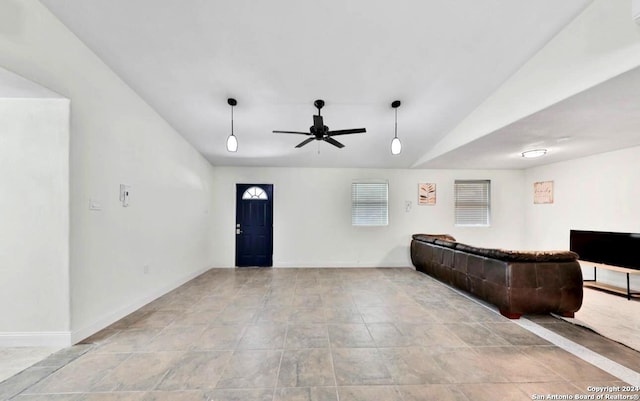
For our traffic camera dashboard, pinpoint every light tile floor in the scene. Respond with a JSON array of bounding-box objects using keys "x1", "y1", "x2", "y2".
[
  {"x1": 0, "y1": 347, "x2": 61, "y2": 384},
  {"x1": 1, "y1": 268, "x2": 638, "y2": 401}
]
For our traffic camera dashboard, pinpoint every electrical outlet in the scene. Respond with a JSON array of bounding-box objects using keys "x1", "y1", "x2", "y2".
[{"x1": 143, "y1": 265, "x2": 150, "y2": 274}]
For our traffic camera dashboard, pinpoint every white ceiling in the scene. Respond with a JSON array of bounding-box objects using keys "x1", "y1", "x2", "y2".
[
  {"x1": 40, "y1": 0, "x2": 629, "y2": 170},
  {"x1": 423, "y1": 64, "x2": 640, "y2": 169}
]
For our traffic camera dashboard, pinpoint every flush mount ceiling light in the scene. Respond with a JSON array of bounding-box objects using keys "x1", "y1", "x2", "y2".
[
  {"x1": 391, "y1": 100, "x2": 402, "y2": 155},
  {"x1": 226, "y1": 98, "x2": 238, "y2": 152},
  {"x1": 521, "y1": 149, "x2": 547, "y2": 158}
]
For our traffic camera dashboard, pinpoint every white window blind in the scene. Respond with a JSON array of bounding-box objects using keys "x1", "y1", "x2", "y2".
[
  {"x1": 454, "y1": 180, "x2": 490, "y2": 226},
  {"x1": 352, "y1": 182, "x2": 388, "y2": 226}
]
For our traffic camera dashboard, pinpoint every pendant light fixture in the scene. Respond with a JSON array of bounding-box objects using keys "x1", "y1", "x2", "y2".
[
  {"x1": 391, "y1": 100, "x2": 402, "y2": 155},
  {"x1": 226, "y1": 98, "x2": 238, "y2": 152}
]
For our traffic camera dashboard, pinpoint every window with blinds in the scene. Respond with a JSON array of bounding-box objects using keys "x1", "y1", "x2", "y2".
[
  {"x1": 454, "y1": 180, "x2": 491, "y2": 226},
  {"x1": 352, "y1": 182, "x2": 388, "y2": 226}
]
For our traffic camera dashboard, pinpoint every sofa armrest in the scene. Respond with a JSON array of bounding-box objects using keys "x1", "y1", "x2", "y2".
[{"x1": 412, "y1": 233, "x2": 457, "y2": 243}]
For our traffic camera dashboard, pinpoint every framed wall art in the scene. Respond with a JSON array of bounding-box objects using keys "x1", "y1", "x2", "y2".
[
  {"x1": 418, "y1": 183, "x2": 436, "y2": 205},
  {"x1": 533, "y1": 181, "x2": 554, "y2": 204}
]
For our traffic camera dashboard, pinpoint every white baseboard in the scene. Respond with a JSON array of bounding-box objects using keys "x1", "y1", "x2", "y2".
[
  {"x1": 0, "y1": 331, "x2": 71, "y2": 347},
  {"x1": 273, "y1": 262, "x2": 411, "y2": 268},
  {"x1": 70, "y1": 265, "x2": 211, "y2": 344}
]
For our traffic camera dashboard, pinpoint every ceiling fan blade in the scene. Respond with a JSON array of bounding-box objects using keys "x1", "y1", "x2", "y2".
[
  {"x1": 295, "y1": 137, "x2": 316, "y2": 148},
  {"x1": 313, "y1": 115, "x2": 324, "y2": 131},
  {"x1": 323, "y1": 137, "x2": 345, "y2": 148},
  {"x1": 273, "y1": 130, "x2": 311, "y2": 135},
  {"x1": 326, "y1": 128, "x2": 366, "y2": 136}
]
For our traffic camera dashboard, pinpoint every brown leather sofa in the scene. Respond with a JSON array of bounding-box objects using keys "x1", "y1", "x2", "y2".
[{"x1": 410, "y1": 234, "x2": 583, "y2": 319}]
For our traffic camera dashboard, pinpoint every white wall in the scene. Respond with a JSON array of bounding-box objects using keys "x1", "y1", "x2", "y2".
[
  {"x1": 524, "y1": 146, "x2": 640, "y2": 290},
  {"x1": 212, "y1": 167, "x2": 525, "y2": 268},
  {"x1": 0, "y1": 98, "x2": 70, "y2": 346},
  {"x1": 0, "y1": 1, "x2": 216, "y2": 344}
]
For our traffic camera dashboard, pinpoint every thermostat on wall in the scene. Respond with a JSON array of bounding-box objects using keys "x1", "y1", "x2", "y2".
[{"x1": 119, "y1": 184, "x2": 131, "y2": 207}]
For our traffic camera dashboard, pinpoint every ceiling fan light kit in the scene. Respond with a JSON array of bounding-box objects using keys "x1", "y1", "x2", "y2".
[
  {"x1": 391, "y1": 100, "x2": 402, "y2": 155},
  {"x1": 226, "y1": 98, "x2": 238, "y2": 152},
  {"x1": 273, "y1": 99, "x2": 366, "y2": 149}
]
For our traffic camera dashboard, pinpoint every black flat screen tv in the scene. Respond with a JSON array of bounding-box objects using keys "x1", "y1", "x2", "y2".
[{"x1": 570, "y1": 230, "x2": 640, "y2": 270}]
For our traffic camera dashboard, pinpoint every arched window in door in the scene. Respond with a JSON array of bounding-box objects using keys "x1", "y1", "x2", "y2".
[{"x1": 242, "y1": 186, "x2": 268, "y2": 200}]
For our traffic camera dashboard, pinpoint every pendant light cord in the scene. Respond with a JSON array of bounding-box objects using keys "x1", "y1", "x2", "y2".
[
  {"x1": 231, "y1": 105, "x2": 234, "y2": 136},
  {"x1": 394, "y1": 108, "x2": 398, "y2": 139}
]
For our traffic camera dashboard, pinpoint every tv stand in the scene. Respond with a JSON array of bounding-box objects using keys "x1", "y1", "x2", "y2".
[{"x1": 580, "y1": 260, "x2": 640, "y2": 300}]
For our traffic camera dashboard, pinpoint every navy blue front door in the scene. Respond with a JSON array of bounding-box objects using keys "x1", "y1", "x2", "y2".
[{"x1": 235, "y1": 184, "x2": 273, "y2": 267}]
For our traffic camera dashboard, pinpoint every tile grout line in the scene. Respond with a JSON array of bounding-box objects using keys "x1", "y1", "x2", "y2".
[
  {"x1": 270, "y1": 324, "x2": 287, "y2": 401},
  {"x1": 324, "y1": 282, "x2": 342, "y2": 401},
  {"x1": 438, "y1": 277, "x2": 640, "y2": 387}
]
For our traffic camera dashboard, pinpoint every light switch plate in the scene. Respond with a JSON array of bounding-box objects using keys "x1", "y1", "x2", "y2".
[{"x1": 89, "y1": 198, "x2": 102, "y2": 211}]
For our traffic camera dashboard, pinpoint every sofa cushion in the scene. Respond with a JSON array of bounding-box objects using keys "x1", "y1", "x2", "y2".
[
  {"x1": 434, "y1": 239, "x2": 457, "y2": 249},
  {"x1": 455, "y1": 243, "x2": 577, "y2": 262}
]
